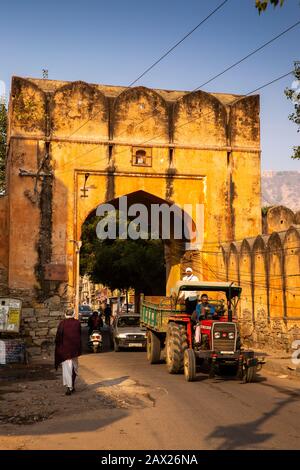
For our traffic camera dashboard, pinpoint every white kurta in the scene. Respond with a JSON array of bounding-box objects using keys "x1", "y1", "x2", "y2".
[
  {"x1": 182, "y1": 274, "x2": 199, "y2": 300},
  {"x1": 62, "y1": 358, "x2": 78, "y2": 389}
]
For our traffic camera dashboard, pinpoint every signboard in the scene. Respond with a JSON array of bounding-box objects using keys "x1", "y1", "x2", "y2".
[
  {"x1": 44, "y1": 264, "x2": 68, "y2": 281},
  {"x1": 0, "y1": 298, "x2": 22, "y2": 333}
]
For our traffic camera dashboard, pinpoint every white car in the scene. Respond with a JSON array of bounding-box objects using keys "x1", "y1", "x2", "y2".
[{"x1": 112, "y1": 314, "x2": 146, "y2": 351}]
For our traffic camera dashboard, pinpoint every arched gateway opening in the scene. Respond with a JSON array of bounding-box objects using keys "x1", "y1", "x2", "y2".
[{"x1": 78, "y1": 190, "x2": 198, "y2": 311}]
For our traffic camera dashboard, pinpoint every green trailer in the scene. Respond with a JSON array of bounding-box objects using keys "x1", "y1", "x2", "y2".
[{"x1": 140, "y1": 295, "x2": 182, "y2": 363}]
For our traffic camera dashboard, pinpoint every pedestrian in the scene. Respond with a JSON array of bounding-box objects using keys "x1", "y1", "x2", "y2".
[
  {"x1": 54, "y1": 308, "x2": 82, "y2": 396},
  {"x1": 180, "y1": 267, "x2": 199, "y2": 314},
  {"x1": 104, "y1": 303, "x2": 112, "y2": 326}
]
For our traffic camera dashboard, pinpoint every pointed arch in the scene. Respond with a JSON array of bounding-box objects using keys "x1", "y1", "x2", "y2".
[
  {"x1": 10, "y1": 77, "x2": 46, "y2": 136},
  {"x1": 50, "y1": 81, "x2": 108, "y2": 140},
  {"x1": 283, "y1": 226, "x2": 300, "y2": 318},
  {"x1": 239, "y1": 239, "x2": 253, "y2": 321},
  {"x1": 228, "y1": 242, "x2": 239, "y2": 285},
  {"x1": 230, "y1": 95, "x2": 260, "y2": 147},
  {"x1": 252, "y1": 235, "x2": 268, "y2": 322},
  {"x1": 173, "y1": 89, "x2": 227, "y2": 146},
  {"x1": 267, "y1": 232, "x2": 285, "y2": 318},
  {"x1": 112, "y1": 86, "x2": 169, "y2": 144}
]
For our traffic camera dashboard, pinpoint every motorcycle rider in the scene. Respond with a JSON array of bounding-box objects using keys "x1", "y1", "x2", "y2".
[{"x1": 88, "y1": 311, "x2": 103, "y2": 336}]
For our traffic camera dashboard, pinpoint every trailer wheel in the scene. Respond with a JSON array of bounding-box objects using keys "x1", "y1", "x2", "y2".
[
  {"x1": 166, "y1": 323, "x2": 188, "y2": 374},
  {"x1": 244, "y1": 365, "x2": 257, "y2": 383},
  {"x1": 147, "y1": 331, "x2": 161, "y2": 364},
  {"x1": 184, "y1": 349, "x2": 196, "y2": 382}
]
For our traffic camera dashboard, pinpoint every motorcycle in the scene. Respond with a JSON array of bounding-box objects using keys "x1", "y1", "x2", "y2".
[{"x1": 88, "y1": 329, "x2": 103, "y2": 353}]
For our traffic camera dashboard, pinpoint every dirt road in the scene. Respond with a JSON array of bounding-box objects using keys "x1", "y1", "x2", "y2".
[{"x1": 1, "y1": 327, "x2": 300, "y2": 450}]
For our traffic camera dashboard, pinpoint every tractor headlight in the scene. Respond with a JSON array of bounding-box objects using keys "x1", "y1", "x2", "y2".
[
  {"x1": 214, "y1": 332, "x2": 221, "y2": 339},
  {"x1": 228, "y1": 332, "x2": 235, "y2": 339}
]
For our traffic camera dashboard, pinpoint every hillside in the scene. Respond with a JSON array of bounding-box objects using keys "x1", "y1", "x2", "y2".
[{"x1": 261, "y1": 171, "x2": 300, "y2": 211}]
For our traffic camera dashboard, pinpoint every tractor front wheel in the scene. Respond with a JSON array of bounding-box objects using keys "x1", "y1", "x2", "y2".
[{"x1": 184, "y1": 349, "x2": 196, "y2": 382}]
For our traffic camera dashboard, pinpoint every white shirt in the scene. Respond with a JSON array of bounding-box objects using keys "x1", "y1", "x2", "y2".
[{"x1": 182, "y1": 274, "x2": 199, "y2": 300}]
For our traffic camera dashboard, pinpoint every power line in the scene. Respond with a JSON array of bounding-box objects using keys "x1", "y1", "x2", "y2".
[
  {"x1": 52, "y1": 16, "x2": 299, "y2": 168},
  {"x1": 192, "y1": 19, "x2": 300, "y2": 91},
  {"x1": 195, "y1": 255, "x2": 300, "y2": 284},
  {"x1": 196, "y1": 257, "x2": 300, "y2": 305},
  {"x1": 97, "y1": 18, "x2": 300, "y2": 142},
  {"x1": 126, "y1": 0, "x2": 230, "y2": 88},
  {"x1": 50, "y1": 1, "x2": 229, "y2": 150}
]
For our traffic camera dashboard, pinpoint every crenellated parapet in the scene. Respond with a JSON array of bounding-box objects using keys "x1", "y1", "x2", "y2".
[{"x1": 8, "y1": 77, "x2": 260, "y2": 152}]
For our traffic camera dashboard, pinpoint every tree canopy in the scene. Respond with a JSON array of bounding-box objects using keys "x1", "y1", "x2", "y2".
[
  {"x1": 80, "y1": 212, "x2": 166, "y2": 296},
  {"x1": 285, "y1": 62, "x2": 300, "y2": 160},
  {"x1": 255, "y1": 0, "x2": 285, "y2": 14}
]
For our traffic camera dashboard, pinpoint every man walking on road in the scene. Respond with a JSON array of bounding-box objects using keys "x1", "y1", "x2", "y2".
[
  {"x1": 104, "y1": 303, "x2": 112, "y2": 326},
  {"x1": 55, "y1": 309, "x2": 82, "y2": 395}
]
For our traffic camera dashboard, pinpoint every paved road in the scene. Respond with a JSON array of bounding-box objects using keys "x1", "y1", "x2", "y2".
[{"x1": 3, "y1": 328, "x2": 300, "y2": 450}]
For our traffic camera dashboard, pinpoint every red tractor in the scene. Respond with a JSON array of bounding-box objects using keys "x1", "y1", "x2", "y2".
[{"x1": 141, "y1": 281, "x2": 263, "y2": 383}]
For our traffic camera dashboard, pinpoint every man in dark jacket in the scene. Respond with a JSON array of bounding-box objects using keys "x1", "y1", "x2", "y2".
[
  {"x1": 55, "y1": 309, "x2": 82, "y2": 395},
  {"x1": 88, "y1": 311, "x2": 103, "y2": 336},
  {"x1": 104, "y1": 304, "x2": 112, "y2": 326}
]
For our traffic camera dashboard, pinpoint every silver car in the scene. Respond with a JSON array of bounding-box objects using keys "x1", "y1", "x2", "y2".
[{"x1": 112, "y1": 314, "x2": 146, "y2": 351}]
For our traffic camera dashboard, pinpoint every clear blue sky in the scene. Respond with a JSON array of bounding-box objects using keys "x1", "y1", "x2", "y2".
[{"x1": 1, "y1": 0, "x2": 300, "y2": 170}]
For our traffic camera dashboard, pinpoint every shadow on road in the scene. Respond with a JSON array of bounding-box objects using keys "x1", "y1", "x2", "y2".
[
  {"x1": 206, "y1": 380, "x2": 300, "y2": 449},
  {"x1": 6, "y1": 409, "x2": 129, "y2": 437}
]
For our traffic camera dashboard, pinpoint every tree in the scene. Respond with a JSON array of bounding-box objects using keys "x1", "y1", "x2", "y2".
[
  {"x1": 255, "y1": 0, "x2": 285, "y2": 14},
  {"x1": 285, "y1": 62, "x2": 300, "y2": 159},
  {"x1": 80, "y1": 212, "x2": 166, "y2": 297},
  {"x1": 0, "y1": 103, "x2": 7, "y2": 193}
]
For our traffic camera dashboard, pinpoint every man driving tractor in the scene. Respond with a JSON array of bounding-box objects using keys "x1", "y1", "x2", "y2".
[{"x1": 191, "y1": 293, "x2": 219, "y2": 348}]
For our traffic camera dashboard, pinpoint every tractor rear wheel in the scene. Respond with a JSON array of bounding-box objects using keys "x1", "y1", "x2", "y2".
[
  {"x1": 166, "y1": 322, "x2": 188, "y2": 374},
  {"x1": 147, "y1": 331, "x2": 161, "y2": 364},
  {"x1": 184, "y1": 349, "x2": 196, "y2": 382}
]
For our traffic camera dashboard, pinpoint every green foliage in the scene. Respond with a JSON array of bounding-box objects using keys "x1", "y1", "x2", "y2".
[
  {"x1": 261, "y1": 206, "x2": 272, "y2": 216},
  {"x1": 255, "y1": 0, "x2": 285, "y2": 14},
  {"x1": 0, "y1": 103, "x2": 7, "y2": 193},
  {"x1": 80, "y1": 212, "x2": 166, "y2": 295},
  {"x1": 285, "y1": 62, "x2": 300, "y2": 160}
]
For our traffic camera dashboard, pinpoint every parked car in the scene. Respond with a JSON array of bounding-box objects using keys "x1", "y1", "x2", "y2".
[
  {"x1": 112, "y1": 314, "x2": 146, "y2": 351},
  {"x1": 78, "y1": 304, "x2": 93, "y2": 323}
]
